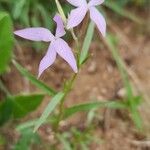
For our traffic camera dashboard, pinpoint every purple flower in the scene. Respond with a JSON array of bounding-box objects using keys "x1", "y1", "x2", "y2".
[
  {"x1": 67, "y1": 0, "x2": 106, "y2": 36},
  {"x1": 14, "y1": 14, "x2": 78, "y2": 77}
]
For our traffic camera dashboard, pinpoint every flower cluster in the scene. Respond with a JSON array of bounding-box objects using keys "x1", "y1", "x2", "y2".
[{"x1": 14, "y1": 0, "x2": 106, "y2": 77}]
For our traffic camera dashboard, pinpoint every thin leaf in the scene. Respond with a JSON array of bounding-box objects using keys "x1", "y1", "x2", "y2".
[
  {"x1": 79, "y1": 21, "x2": 95, "y2": 65},
  {"x1": 13, "y1": 128, "x2": 40, "y2": 150},
  {"x1": 57, "y1": 134, "x2": 72, "y2": 150},
  {"x1": 63, "y1": 101, "x2": 126, "y2": 119},
  {"x1": 106, "y1": 34, "x2": 133, "y2": 99},
  {"x1": 106, "y1": 34, "x2": 142, "y2": 129},
  {"x1": 0, "y1": 12, "x2": 14, "y2": 74},
  {"x1": 34, "y1": 92, "x2": 65, "y2": 132},
  {"x1": 16, "y1": 120, "x2": 38, "y2": 131},
  {"x1": 104, "y1": 1, "x2": 143, "y2": 24},
  {"x1": 12, "y1": 60, "x2": 56, "y2": 96},
  {"x1": 55, "y1": 0, "x2": 67, "y2": 23}
]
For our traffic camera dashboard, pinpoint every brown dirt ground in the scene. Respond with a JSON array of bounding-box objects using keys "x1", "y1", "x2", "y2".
[{"x1": 0, "y1": 15, "x2": 150, "y2": 150}]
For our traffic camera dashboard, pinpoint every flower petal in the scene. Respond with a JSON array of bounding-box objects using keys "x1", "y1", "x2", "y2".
[
  {"x1": 67, "y1": 6, "x2": 87, "y2": 29},
  {"x1": 90, "y1": 7, "x2": 106, "y2": 37},
  {"x1": 14, "y1": 27, "x2": 54, "y2": 42},
  {"x1": 53, "y1": 14, "x2": 66, "y2": 38},
  {"x1": 88, "y1": 0, "x2": 104, "y2": 7},
  {"x1": 54, "y1": 38, "x2": 78, "y2": 73},
  {"x1": 66, "y1": 0, "x2": 87, "y2": 7},
  {"x1": 38, "y1": 43, "x2": 57, "y2": 77}
]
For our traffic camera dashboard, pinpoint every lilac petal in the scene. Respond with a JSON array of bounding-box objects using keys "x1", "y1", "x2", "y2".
[
  {"x1": 66, "y1": 0, "x2": 87, "y2": 7},
  {"x1": 14, "y1": 28, "x2": 54, "y2": 42},
  {"x1": 53, "y1": 14, "x2": 66, "y2": 38},
  {"x1": 38, "y1": 43, "x2": 57, "y2": 77},
  {"x1": 88, "y1": 0, "x2": 104, "y2": 7},
  {"x1": 54, "y1": 38, "x2": 78, "y2": 73},
  {"x1": 67, "y1": 6, "x2": 87, "y2": 29},
  {"x1": 90, "y1": 7, "x2": 106, "y2": 37}
]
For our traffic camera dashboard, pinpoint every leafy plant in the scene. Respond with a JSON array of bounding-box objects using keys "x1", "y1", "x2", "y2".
[
  {"x1": 13, "y1": 128, "x2": 40, "y2": 150},
  {"x1": 0, "y1": 94, "x2": 44, "y2": 126},
  {"x1": 0, "y1": 12, "x2": 13, "y2": 74}
]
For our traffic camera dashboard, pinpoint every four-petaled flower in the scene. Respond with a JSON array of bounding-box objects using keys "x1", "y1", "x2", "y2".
[
  {"x1": 14, "y1": 14, "x2": 78, "y2": 77},
  {"x1": 67, "y1": 0, "x2": 106, "y2": 37}
]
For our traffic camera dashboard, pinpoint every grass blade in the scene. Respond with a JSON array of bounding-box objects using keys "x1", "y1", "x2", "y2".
[
  {"x1": 104, "y1": 1, "x2": 143, "y2": 24},
  {"x1": 63, "y1": 101, "x2": 126, "y2": 119},
  {"x1": 57, "y1": 134, "x2": 72, "y2": 150},
  {"x1": 79, "y1": 21, "x2": 95, "y2": 65},
  {"x1": 13, "y1": 60, "x2": 56, "y2": 96},
  {"x1": 34, "y1": 92, "x2": 64, "y2": 132}
]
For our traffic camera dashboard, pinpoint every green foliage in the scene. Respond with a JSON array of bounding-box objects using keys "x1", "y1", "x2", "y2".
[
  {"x1": 34, "y1": 92, "x2": 65, "y2": 132},
  {"x1": 0, "y1": 135, "x2": 6, "y2": 146},
  {"x1": 63, "y1": 101, "x2": 126, "y2": 119},
  {"x1": 10, "y1": 94, "x2": 44, "y2": 118},
  {"x1": 57, "y1": 127, "x2": 101, "y2": 150},
  {"x1": 0, "y1": 98, "x2": 13, "y2": 126},
  {"x1": 104, "y1": 1, "x2": 143, "y2": 24},
  {"x1": 106, "y1": 33, "x2": 142, "y2": 129},
  {"x1": 13, "y1": 60, "x2": 56, "y2": 96},
  {"x1": 13, "y1": 128, "x2": 40, "y2": 150},
  {"x1": 0, "y1": 12, "x2": 13, "y2": 74},
  {"x1": 79, "y1": 21, "x2": 95, "y2": 65},
  {"x1": 57, "y1": 134, "x2": 72, "y2": 150},
  {"x1": 0, "y1": 94, "x2": 44, "y2": 126},
  {"x1": 0, "y1": 0, "x2": 70, "y2": 29},
  {"x1": 105, "y1": 0, "x2": 147, "y2": 7}
]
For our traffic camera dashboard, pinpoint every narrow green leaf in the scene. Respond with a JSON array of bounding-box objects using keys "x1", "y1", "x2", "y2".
[
  {"x1": 131, "y1": 109, "x2": 142, "y2": 130},
  {"x1": 106, "y1": 34, "x2": 133, "y2": 99},
  {"x1": 12, "y1": 60, "x2": 56, "y2": 96},
  {"x1": 106, "y1": 34, "x2": 142, "y2": 129},
  {"x1": 0, "y1": 12, "x2": 14, "y2": 74},
  {"x1": 34, "y1": 92, "x2": 65, "y2": 132},
  {"x1": 55, "y1": 0, "x2": 67, "y2": 23},
  {"x1": 79, "y1": 21, "x2": 95, "y2": 65},
  {"x1": 13, "y1": 0, "x2": 26, "y2": 19},
  {"x1": 13, "y1": 128, "x2": 40, "y2": 150},
  {"x1": 57, "y1": 134, "x2": 72, "y2": 150},
  {"x1": 16, "y1": 120, "x2": 38, "y2": 131},
  {"x1": 104, "y1": 1, "x2": 143, "y2": 24},
  {"x1": 64, "y1": 101, "x2": 126, "y2": 119}
]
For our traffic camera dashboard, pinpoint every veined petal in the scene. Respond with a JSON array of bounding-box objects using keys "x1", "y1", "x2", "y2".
[
  {"x1": 14, "y1": 27, "x2": 54, "y2": 42},
  {"x1": 66, "y1": 0, "x2": 87, "y2": 7},
  {"x1": 88, "y1": 0, "x2": 104, "y2": 7},
  {"x1": 38, "y1": 43, "x2": 57, "y2": 77},
  {"x1": 67, "y1": 6, "x2": 87, "y2": 29},
  {"x1": 54, "y1": 38, "x2": 78, "y2": 73},
  {"x1": 53, "y1": 14, "x2": 66, "y2": 38},
  {"x1": 90, "y1": 7, "x2": 106, "y2": 37}
]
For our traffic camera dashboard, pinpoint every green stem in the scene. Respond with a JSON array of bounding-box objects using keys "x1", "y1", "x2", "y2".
[
  {"x1": 53, "y1": 0, "x2": 86, "y2": 131},
  {"x1": 55, "y1": 0, "x2": 79, "y2": 43},
  {"x1": 54, "y1": 74, "x2": 77, "y2": 131},
  {"x1": 55, "y1": 0, "x2": 67, "y2": 23}
]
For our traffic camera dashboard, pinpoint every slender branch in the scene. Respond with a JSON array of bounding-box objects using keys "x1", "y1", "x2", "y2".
[{"x1": 54, "y1": 74, "x2": 77, "y2": 131}]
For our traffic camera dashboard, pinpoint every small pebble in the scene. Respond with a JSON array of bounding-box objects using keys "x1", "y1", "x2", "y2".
[{"x1": 87, "y1": 61, "x2": 97, "y2": 74}]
